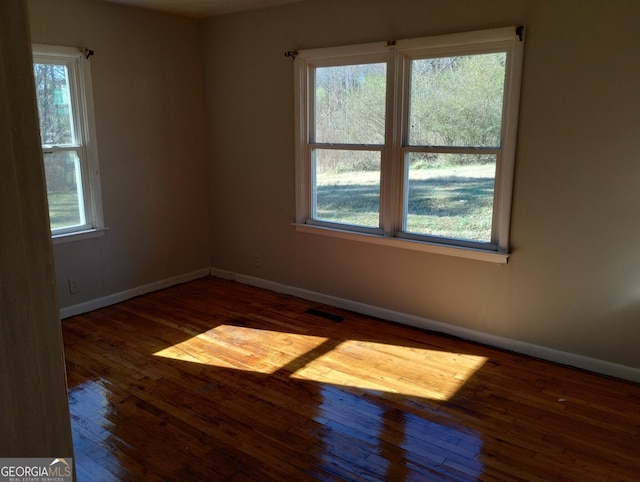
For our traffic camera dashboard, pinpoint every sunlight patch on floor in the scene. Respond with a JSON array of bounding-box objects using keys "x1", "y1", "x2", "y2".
[
  {"x1": 291, "y1": 340, "x2": 487, "y2": 401},
  {"x1": 153, "y1": 324, "x2": 329, "y2": 374},
  {"x1": 153, "y1": 325, "x2": 487, "y2": 401}
]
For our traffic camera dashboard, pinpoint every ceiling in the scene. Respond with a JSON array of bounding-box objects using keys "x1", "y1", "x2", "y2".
[{"x1": 101, "y1": 0, "x2": 308, "y2": 18}]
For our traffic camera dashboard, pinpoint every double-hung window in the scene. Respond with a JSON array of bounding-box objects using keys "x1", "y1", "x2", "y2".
[
  {"x1": 32, "y1": 44, "x2": 104, "y2": 241},
  {"x1": 294, "y1": 27, "x2": 524, "y2": 262}
]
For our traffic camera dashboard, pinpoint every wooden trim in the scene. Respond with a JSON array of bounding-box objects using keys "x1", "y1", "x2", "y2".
[
  {"x1": 214, "y1": 269, "x2": 640, "y2": 383},
  {"x1": 59, "y1": 268, "x2": 210, "y2": 319}
]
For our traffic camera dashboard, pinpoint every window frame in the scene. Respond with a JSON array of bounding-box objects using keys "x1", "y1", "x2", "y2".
[
  {"x1": 293, "y1": 27, "x2": 524, "y2": 263},
  {"x1": 32, "y1": 44, "x2": 105, "y2": 243}
]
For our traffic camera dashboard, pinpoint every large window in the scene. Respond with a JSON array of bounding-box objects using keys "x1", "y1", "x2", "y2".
[
  {"x1": 33, "y1": 44, "x2": 104, "y2": 241},
  {"x1": 294, "y1": 27, "x2": 524, "y2": 262}
]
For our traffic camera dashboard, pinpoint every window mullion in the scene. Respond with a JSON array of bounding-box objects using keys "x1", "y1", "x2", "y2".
[
  {"x1": 308, "y1": 143, "x2": 384, "y2": 151},
  {"x1": 293, "y1": 57, "x2": 309, "y2": 223},
  {"x1": 395, "y1": 53, "x2": 412, "y2": 235},
  {"x1": 404, "y1": 146, "x2": 501, "y2": 155},
  {"x1": 380, "y1": 49, "x2": 399, "y2": 237},
  {"x1": 309, "y1": 147, "x2": 317, "y2": 220},
  {"x1": 42, "y1": 145, "x2": 81, "y2": 153}
]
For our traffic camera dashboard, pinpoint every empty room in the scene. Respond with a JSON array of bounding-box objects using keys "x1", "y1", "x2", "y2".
[{"x1": 2, "y1": 0, "x2": 640, "y2": 480}]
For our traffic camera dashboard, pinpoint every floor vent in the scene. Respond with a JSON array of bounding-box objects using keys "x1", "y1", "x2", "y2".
[{"x1": 305, "y1": 308, "x2": 344, "y2": 322}]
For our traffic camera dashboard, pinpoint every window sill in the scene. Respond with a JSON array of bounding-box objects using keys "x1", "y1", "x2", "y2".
[
  {"x1": 52, "y1": 227, "x2": 107, "y2": 245},
  {"x1": 293, "y1": 223, "x2": 509, "y2": 264}
]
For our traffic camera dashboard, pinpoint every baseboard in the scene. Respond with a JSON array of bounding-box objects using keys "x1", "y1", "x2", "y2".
[
  {"x1": 210, "y1": 268, "x2": 640, "y2": 384},
  {"x1": 59, "y1": 268, "x2": 211, "y2": 319}
]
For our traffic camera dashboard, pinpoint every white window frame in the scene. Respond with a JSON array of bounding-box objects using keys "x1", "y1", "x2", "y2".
[
  {"x1": 293, "y1": 27, "x2": 524, "y2": 263},
  {"x1": 33, "y1": 44, "x2": 105, "y2": 244}
]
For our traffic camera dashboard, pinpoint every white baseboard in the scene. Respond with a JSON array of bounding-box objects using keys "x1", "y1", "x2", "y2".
[
  {"x1": 211, "y1": 268, "x2": 640, "y2": 384},
  {"x1": 59, "y1": 268, "x2": 211, "y2": 319}
]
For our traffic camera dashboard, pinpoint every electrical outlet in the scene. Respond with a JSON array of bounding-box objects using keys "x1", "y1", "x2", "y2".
[
  {"x1": 68, "y1": 278, "x2": 80, "y2": 294},
  {"x1": 254, "y1": 254, "x2": 261, "y2": 267}
]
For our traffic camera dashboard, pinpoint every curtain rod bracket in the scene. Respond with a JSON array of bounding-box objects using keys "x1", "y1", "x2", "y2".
[
  {"x1": 83, "y1": 48, "x2": 94, "y2": 59},
  {"x1": 516, "y1": 25, "x2": 524, "y2": 42},
  {"x1": 284, "y1": 50, "x2": 298, "y2": 60}
]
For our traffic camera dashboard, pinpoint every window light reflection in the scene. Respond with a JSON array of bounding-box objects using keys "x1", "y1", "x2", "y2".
[
  {"x1": 153, "y1": 325, "x2": 487, "y2": 401},
  {"x1": 153, "y1": 324, "x2": 330, "y2": 374}
]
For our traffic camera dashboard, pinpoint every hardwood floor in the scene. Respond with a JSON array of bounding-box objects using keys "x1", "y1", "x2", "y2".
[{"x1": 63, "y1": 276, "x2": 640, "y2": 481}]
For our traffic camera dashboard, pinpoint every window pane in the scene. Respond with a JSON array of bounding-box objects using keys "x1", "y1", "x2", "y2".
[
  {"x1": 44, "y1": 151, "x2": 85, "y2": 230},
  {"x1": 313, "y1": 149, "x2": 380, "y2": 228},
  {"x1": 34, "y1": 63, "x2": 75, "y2": 145},
  {"x1": 409, "y1": 53, "x2": 506, "y2": 147},
  {"x1": 405, "y1": 153, "x2": 496, "y2": 242},
  {"x1": 315, "y1": 63, "x2": 386, "y2": 144}
]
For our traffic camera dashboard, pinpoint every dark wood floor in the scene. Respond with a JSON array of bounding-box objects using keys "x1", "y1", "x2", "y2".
[{"x1": 63, "y1": 276, "x2": 640, "y2": 481}]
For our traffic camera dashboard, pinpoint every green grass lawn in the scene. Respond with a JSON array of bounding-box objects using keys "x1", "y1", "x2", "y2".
[
  {"x1": 315, "y1": 164, "x2": 495, "y2": 242},
  {"x1": 47, "y1": 190, "x2": 82, "y2": 229}
]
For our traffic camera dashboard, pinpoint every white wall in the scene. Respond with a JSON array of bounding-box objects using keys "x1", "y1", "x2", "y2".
[
  {"x1": 23, "y1": 0, "x2": 640, "y2": 377},
  {"x1": 201, "y1": 0, "x2": 640, "y2": 370},
  {"x1": 28, "y1": 0, "x2": 210, "y2": 309}
]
